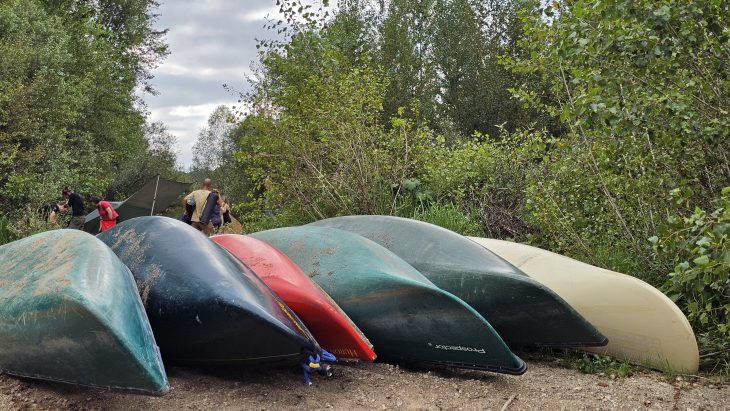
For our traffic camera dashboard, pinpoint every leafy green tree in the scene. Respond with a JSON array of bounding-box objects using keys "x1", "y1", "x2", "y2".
[
  {"x1": 192, "y1": 106, "x2": 236, "y2": 172},
  {"x1": 379, "y1": 0, "x2": 438, "y2": 127},
  {"x1": 504, "y1": 0, "x2": 730, "y2": 269},
  {"x1": 0, "y1": 0, "x2": 173, "y2": 224}
]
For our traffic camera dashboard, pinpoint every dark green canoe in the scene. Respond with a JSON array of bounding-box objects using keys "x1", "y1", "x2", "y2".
[
  {"x1": 308, "y1": 216, "x2": 608, "y2": 348},
  {"x1": 0, "y1": 230, "x2": 168, "y2": 394},
  {"x1": 251, "y1": 226, "x2": 526, "y2": 374},
  {"x1": 98, "y1": 216, "x2": 322, "y2": 367}
]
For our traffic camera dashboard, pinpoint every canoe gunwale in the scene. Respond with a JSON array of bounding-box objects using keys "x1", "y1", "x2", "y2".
[{"x1": 416, "y1": 359, "x2": 528, "y2": 375}]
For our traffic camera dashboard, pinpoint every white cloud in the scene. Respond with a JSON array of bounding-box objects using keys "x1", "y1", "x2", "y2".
[
  {"x1": 155, "y1": 62, "x2": 251, "y2": 79},
  {"x1": 139, "y1": 0, "x2": 324, "y2": 166},
  {"x1": 235, "y1": 6, "x2": 280, "y2": 23},
  {"x1": 168, "y1": 103, "x2": 227, "y2": 118},
  {"x1": 149, "y1": 102, "x2": 234, "y2": 167}
]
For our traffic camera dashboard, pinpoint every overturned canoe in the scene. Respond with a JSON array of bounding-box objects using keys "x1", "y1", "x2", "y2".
[
  {"x1": 251, "y1": 226, "x2": 526, "y2": 374},
  {"x1": 469, "y1": 237, "x2": 700, "y2": 373},
  {"x1": 0, "y1": 230, "x2": 168, "y2": 394},
  {"x1": 308, "y1": 216, "x2": 607, "y2": 348},
  {"x1": 98, "y1": 216, "x2": 321, "y2": 366},
  {"x1": 212, "y1": 234, "x2": 376, "y2": 362}
]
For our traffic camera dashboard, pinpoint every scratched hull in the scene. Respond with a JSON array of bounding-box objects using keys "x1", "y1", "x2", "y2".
[
  {"x1": 308, "y1": 216, "x2": 608, "y2": 348},
  {"x1": 0, "y1": 230, "x2": 168, "y2": 394},
  {"x1": 98, "y1": 217, "x2": 320, "y2": 366},
  {"x1": 211, "y1": 234, "x2": 377, "y2": 362},
  {"x1": 251, "y1": 226, "x2": 526, "y2": 375}
]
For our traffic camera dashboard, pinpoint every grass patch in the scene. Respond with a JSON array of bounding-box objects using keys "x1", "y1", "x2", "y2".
[
  {"x1": 0, "y1": 215, "x2": 14, "y2": 246},
  {"x1": 411, "y1": 203, "x2": 483, "y2": 236}
]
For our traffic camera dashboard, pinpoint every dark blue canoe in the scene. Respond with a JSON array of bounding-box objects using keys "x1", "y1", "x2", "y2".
[
  {"x1": 98, "y1": 216, "x2": 321, "y2": 366},
  {"x1": 0, "y1": 230, "x2": 168, "y2": 394}
]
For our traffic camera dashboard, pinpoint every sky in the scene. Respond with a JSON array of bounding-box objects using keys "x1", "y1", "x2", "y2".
[{"x1": 141, "y1": 0, "x2": 285, "y2": 167}]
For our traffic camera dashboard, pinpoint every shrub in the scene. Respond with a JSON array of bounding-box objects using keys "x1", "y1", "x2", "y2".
[
  {"x1": 411, "y1": 203, "x2": 483, "y2": 236},
  {"x1": 654, "y1": 187, "x2": 730, "y2": 373}
]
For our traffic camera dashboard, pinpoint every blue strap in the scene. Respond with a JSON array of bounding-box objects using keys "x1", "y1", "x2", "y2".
[{"x1": 321, "y1": 349, "x2": 337, "y2": 362}]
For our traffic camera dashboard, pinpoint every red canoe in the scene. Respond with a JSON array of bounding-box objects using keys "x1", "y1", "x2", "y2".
[{"x1": 211, "y1": 234, "x2": 376, "y2": 361}]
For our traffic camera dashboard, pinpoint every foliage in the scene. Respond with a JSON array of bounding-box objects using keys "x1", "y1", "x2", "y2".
[
  {"x1": 191, "y1": 106, "x2": 236, "y2": 172},
  {"x1": 236, "y1": 14, "x2": 436, "y2": 222},
  {"x1": 503, "y1": 0, "x2": 730, "y2": 276},
  {"x1": 188, "y1": 105, "x2": 252, "y2": 205},
  {"x1": 0, "y1": 0, "x2": 176, "y2": 226},
  {"x1": 411, "y1": 203, "x2": 483, "y2": 236},
  {"x1": 0, "y1": 215, "x2": 11, "y2": 246},
  {"x1": 574, "y1": 353, "x2": 632, "y2": 378},
  {"x1": 654, "y1": 187, "x2": 730, "y2": 373}
]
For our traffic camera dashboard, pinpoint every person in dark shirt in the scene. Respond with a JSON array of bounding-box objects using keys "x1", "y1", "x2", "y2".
[
  {"x1": 38, "y1": 198, "x2": 68, "y2": 226},
  {"x1": 62, "y1": 187, "x2": 86, "y2": 230}
]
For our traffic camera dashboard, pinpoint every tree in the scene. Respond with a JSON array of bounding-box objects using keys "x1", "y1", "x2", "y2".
[
  {"x1": 379, "y1": 0, "x2": 438, "y2": 127},
  {"x1": 0, "y1": 0, "x2": 172, "y2": 219},
  {"x1": 191, "y1": 106, "x2": 236, "y2": 172}
]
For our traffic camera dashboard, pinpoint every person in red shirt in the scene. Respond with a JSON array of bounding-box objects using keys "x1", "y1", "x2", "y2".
[{"x1": 90, "y1": 196, "x2": 118, "y2": 233}]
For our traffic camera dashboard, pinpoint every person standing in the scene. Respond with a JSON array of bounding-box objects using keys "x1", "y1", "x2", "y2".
[
  {"x1": 62, "y1": 187, "x2": 86, "y2": 230},
  {"x1": 184, "y1": 178, "x2": 213, "y2": 235},
  {"x1": 90, "y1": 196, "x2": 118, "y2": 233},
  {"x1": 210, "y1": 190, "x2": 224, "y2": 233}
]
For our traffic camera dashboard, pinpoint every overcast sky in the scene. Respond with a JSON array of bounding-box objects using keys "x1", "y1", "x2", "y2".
[{"x1": 141, "y1": 0, "x2": 284, "y2": 167}]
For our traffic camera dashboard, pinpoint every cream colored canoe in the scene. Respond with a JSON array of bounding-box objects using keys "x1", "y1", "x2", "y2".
[{"x1": 468, "y1": 237, "x2": 699, "y2": 373}]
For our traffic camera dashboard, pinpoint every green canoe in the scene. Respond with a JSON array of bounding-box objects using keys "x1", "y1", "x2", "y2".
[
  {"x1": 308, "y1": 216, "x2": 608, "y2": 348},
  {"x1": 251, "y1": 226, "x2": 526, "y2": 374},
  {"x1": 0, "y1": 230, "x2": 168, "y2": 394}
]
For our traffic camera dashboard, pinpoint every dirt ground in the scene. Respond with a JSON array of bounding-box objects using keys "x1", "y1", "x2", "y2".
[{"x1": 1, "y1": 356, "x2": 727, "y2": 411}]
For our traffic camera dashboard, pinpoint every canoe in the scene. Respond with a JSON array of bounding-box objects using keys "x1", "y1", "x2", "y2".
[
  {"x1": 469, "y1": 237, "x2": 700, "y2": 373},
  {"x1": 251, "y1": 226, "x2": 526, "y2": 374},
  {"x1": 211, "y1": 234, "x2": 376, "y2": 361},
  {"x1": 308, "y1": 216, "x2": 607, "y2": 348},
  {"x1": 0, "y1": 230, "x2": 168, "y2": 394},
  {"x1": 98, "y1": 216, "x2": 321, "y2": 367}
]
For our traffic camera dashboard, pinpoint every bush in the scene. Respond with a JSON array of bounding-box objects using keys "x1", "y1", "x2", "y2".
[
  {"x1": 0, "y1": 215, "x2": 12, "y2": 246},
  {"x1": 654, "y1": 187, "x2": 730, "y2": 374},
  {"x1": 411, "y1": 203, "x2": 483, "y2": 236}
]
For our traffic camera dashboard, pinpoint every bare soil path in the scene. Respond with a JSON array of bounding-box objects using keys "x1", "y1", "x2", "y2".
[{"x1": 1, "y1": 358, "x2": 727, "y2": 410}]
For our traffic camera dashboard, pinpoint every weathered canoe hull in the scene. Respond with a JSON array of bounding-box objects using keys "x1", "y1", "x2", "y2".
[
  {"x1": 211, "y1": 234, "x2": 376, "y2": 361},
  {"x1": 98, "y1": 217, "x2": 320, "y2": 366},
  {"x1": 308, "y1": 216, "x2": 607, "y2": 348},
  {"x1": 251, "y1": 226, "x2": 526, "y2": 375},
  {"x1": 470, "y1": 237, "x2": 699, "y2": 373},
  {"x1": 0, "y1": 230, "x2": 168, "y2": 394}
]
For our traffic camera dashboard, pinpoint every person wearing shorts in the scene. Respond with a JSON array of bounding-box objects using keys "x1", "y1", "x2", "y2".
[
  {"x1": 184, "y1": 178, "x2": 213, "y2": 235},
  {"x1": 91, "y1": 196, "x2": 118, "y2": 233}
]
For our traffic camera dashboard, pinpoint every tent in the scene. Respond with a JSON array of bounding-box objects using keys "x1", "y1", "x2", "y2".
[{"x1": 84, "y1": 175, "x2": 191, "y2": 234}]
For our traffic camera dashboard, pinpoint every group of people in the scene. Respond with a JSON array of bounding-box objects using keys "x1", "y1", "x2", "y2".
[
  {"x1": 44, "y1": 179, "x2": 230, "y2": 236},
  {"x1": 45, "y1": 188, "x2": 119, "y2": 233},
  {"x1": 181, "y1": 178, "x2": 231, "y2": 236}
]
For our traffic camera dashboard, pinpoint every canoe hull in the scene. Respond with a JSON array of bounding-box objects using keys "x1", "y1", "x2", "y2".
[
  {"x1": 98, "y1": 217, "x2": 320, "y2": 366},
  {"x1": 470, "y1": 237, "x2": 700, "y2": 373},
  {"x1": 251, "y1": 226, "x2": 526, "y2": 375},
  {"x1": 308, "y1": 216, "x2": 607, "y2": 348},
  {"x1": 0, "y1": 230, "x2": 168, "y2": 394},
  {"x1": 211, "y1": 234, "x2": 376, "y2": 361}
]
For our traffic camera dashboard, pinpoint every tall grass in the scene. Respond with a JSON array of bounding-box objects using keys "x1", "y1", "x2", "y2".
[
  {"x1": 411, "y1": 203, "x2": 484, "y2": 236},
  {"x1": 0, "y1": 215, "x2": 13, "y2": 246}
]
